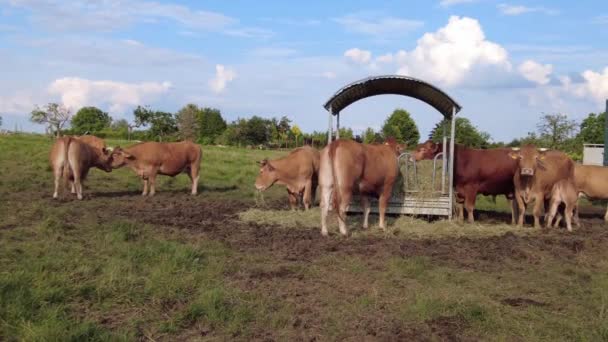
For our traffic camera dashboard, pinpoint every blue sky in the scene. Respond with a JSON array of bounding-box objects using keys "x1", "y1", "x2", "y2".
[{"x1": 1, "y1": 0, "x2": 607, "y2": 142}]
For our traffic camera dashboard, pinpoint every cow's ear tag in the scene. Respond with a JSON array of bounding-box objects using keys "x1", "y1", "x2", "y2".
[{"x1": 508, "y1": 152, "x2": 519, "y2": 160}]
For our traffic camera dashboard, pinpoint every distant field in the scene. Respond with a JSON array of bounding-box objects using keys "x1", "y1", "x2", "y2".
[{"x1": 1, "y1": 134, "x2": 607, "y2": 341}]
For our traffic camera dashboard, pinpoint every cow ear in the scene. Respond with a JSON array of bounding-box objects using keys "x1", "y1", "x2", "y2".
[{"x1": 266, "y1": 162, "x2": 275, "y2": 171}]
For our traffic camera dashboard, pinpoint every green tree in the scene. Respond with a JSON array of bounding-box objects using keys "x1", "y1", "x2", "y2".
[
  {"x1": 536, "y1": 113, "x2": 578, "y2": 150},
  {"x1": 30, "y1": 103, "x2": 72, "y2": 137},
  {"x1": 71, "y1": 106, "x2": 111, "y2": 134},
  {"x1": 197, "y1": 107, "x2": 227, "y2": 144},
  {"x1": 244, "y1": 116, "x2": 271, "y2": 145},
  {"x1": 291, "y1": 124, "x2": 302, "y2": 146},
  {"x1": 133, "y1": 106, "x2": 177, "y2": 141},
  {"x1": 381, "y1": 109, "x2": 420, "y2": 146},
  {"x1": 577, "y1": 112, "x2": 606, "y2": 144},
  {"x1": 111, "y1": 119, "x2": 129, "y2": 131},
  {"x1": 338, "y1": 127, "x2": 354, "y2": 140},
  {"x1": 362, "y1": 127, "x2": 383, "y2": 144},
  {"x1": 0, "y1": 114, "x2": 2, "y2": 128},
  {"x1": 430, "y1": 117, "x2": 491, "y2": 148},
  {"x1": 175, "y1": 104, "x2": 200, "y2": 141}
]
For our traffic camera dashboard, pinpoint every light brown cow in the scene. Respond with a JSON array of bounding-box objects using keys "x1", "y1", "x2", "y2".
[
  {"x1": 509, "y1": 146, "x2": 575, "y2": 228},
  {"x1": 319, "y1": 139, "x2": 405, "y2": 236},
  {"x1": 255, "y1": 146, "x2": 320, "y2": 210},
  {"x1": 110, "y1": 141, "x2": 202, "y2": 196},
  {"x1": 574, "y1": 164, "x2": 608, "y2": 221},
  {"x1": 75, "y1": 135, "x2": 107, "y2": 150},
  {"x1": 545, "y1": 179, "x2": 580, "y2": 231},
  {"x1": 49, "y1": 136, "x2": 113, "y2": 199}
]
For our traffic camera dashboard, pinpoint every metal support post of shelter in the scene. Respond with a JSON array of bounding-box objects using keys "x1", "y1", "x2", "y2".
[{"x1": 604, "y1": 99, "x2": 608, "y2": 166}]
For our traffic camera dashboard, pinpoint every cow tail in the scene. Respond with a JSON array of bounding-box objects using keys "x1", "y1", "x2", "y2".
[
  {"x1": 328, "y1": 141, "x2": 344, "y2": 221},
  {"x1": 62, "y1": 137, "x2": 73, "y2": 190}
]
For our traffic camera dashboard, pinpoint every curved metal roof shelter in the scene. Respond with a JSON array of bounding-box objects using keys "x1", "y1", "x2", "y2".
[{"x1": 323, "y1": 75, "x2": 461, "y2": 118}]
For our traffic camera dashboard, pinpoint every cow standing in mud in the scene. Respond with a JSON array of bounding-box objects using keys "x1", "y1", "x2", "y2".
[
  {"x1": 509, "y1": 146, "x2": 577, "y2": 230},
  {"x1": 255, "y1": 146, "x2": 320, "y2": 210},
  {"x1": 411, "y1": 140, "x2": 519, "y2": 224},
  {"x1": 319, "y1": 139, "x2": 405, "y2": 236},
  {"x1": 110, "y1": 141, "x2": 202, "y2": 196},
  {"x1": 49, "y1": 136, "x2": 113, "y2": 199}
]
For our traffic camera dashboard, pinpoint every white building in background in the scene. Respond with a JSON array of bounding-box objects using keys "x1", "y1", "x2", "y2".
[{"x1": 583, "y1": 144, "x2": 605, "y2": 165}]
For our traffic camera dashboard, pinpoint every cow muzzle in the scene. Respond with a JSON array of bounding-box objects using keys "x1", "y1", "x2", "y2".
[{"x1": 520, "y1": 168, "x2": 534, "y2": 176}]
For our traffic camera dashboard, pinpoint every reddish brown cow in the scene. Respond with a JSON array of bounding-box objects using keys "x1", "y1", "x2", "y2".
[
  {"x1": 49, "y1": 136, "x2": 113, "y2": 199},
  {"x1": 574, "y1": 164, "x2": 608, "y2": 221},
  {"x1": 255, "y1": 146, "x2": 320, "y2": 210},
  {"x1": 319, "y1": 139, "x2": 405, "y2": 236},
  {"x1": 509, "y1": 146, "x2": 575, "y2": 228},
  {"x1": 110, "y1": 141, "x2": 202, "y2": 196},
  {"x1": 411, "y1": 140, "x2": 519, "y2": 223}
]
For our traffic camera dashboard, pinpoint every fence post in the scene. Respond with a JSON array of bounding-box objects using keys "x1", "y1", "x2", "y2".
[{"x1": 604, "y1": 99, "x2": 608, "y2": 166}]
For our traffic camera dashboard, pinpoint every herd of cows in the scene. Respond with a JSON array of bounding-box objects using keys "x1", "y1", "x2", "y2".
[{"x1": 49, "y1": 134, "x2": 608, "y2": 236}]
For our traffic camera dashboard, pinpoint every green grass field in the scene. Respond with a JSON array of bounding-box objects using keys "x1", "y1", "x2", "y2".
[{"x1": 1, "y1": 134, "x2": 608, "y2": 341}]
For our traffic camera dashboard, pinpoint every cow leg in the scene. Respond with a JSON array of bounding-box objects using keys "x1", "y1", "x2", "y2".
[
  {"x1": 361, "y1": 196, "x2": 371, "y2": 229},
  {"x1": 337, "y1": 187, "x2": 353, "y2": 236},
  {"x1": 378, "y1": 189, "x2": 391, "y2": 231},
  {"x1": 72, "y1": 171, "x2": 83, "y2": 200},
  {"x1": 564, "y1": 202, "x2": 574, "y2": 232},
  {"x1": 188, "y1": 164, "x2": 200, "y2": 195},
  {"x1": 287, "y1": 190, "x2": 297, "y2": 210},
  {"x1": 142, "y1": 178, "x2": 149, "y2": 196},
  {"x1": 515, "y1": 192, "x2": 526, "y2": 227},
  {"x1": 303, "y1": 180, "x2": 313, "y2": 210},
  {"x1": 545, "y1": 199, "x2": 560, "y2": 229},
  {"x1": 52, "y1": 165, "x2": 63, "y2": 199},
  {"x1": 604, "y1": 204, "x2": 608, "y2": 222},
  {"x1": 532, "y1": 195, "x2": 543, "y2": 228},
  {"x1": 464, "y1": 190, "x2": 477, "y2": 224},
  {"x1": 509, "y1": 198, "x2": 519, "y2": 225},
  {"x1": 320, "y1": 185, "x2": 332, "y2": 236},
  {"x1": 574, "y1": 204, "x2": 581, "y2": 227},
  {"x1": 148, "y1": 173, "x2": 157, "y2": 196},
  {"x1": 455, "y1": 192, "x2": 465, "y2": 223}
]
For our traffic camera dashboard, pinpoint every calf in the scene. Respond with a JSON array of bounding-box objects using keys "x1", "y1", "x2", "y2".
[
  {"x1": 411, "y1": 140, "x2": 519, "y2": 224},
  {"x1": 545, "y1": 179, "x2": 580, "y2": 231},
  {"x1": 509, "y1": 146, "x2": 575, "y2": 228},
  {"x1": 110, "y1": 141, "x2": 202, "y2": 196},
  {"x1": 320, "y1": 139, "x2": 404, "y2": 236},
  {"x1": 49, "y1": 137, "x2": 113, "y2": 199},
  {"x1": 574, "y1": 164, "x2": 608, "y2": 221},
  {"x1": 255, "y1": 146, "x2": 320, "y2": 210}
]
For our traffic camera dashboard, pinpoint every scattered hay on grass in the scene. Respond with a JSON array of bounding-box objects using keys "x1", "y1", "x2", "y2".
[{"x1": 238, "y1": 208, "x2": 536, "y2": 239}]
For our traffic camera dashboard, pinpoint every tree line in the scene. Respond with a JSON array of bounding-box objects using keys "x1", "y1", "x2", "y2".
[{"x1": 27, "y1": 102, "x2": 606, "y2": 159}]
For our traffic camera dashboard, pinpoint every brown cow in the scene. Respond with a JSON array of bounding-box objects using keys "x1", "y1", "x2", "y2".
[
  {"x1": 75, "y1": 135, "x2": 107, "y2": 150},
  {"x1": 319, "y1": 139, "x2": 405, "y2": 236},
  {"x1": 255, "y1": 146, "x2": 320, "y2": 210},
  {"x1": 509, "y1": 146, "x2": 575, "y2": 228},
  {"x1": 411, "y1": 140, "x2": 519, "y2": 224},
  {"x1": 545, "y1": 179, "x2": 580, "y2": 231},
  {"x1": 49, "y1": 136, "x2": 113, "y2": 199},
  {"x1": 110, "y1": 141, "x2": 202, "y2": 196},
  {"x1": 574, "y1": 164, "x2": 608, "y2": 221}
]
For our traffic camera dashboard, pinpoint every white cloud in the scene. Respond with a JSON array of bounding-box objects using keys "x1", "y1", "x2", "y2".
[
  {"x1": 395, "y1": 16, "x2": 511, "y2": 86},
  {"x1": 376, "y1": 53, "x2": 394, "y2": 64},
  {"x1": 4, "y1": 0, "x2": 272, "y2": 38},
  {"x1": 497, "y1": 4, "x2": 559, "y2": 16},
  {"x1": 209, "y1": 65, "x2": 236, "y2": 94},
  {"x1": 322, "y1": 71, "x2": 336, "y2": 79},
  {"x1": 577, "y1": 67, "x2": 608, "y2": 103},
  {"x1": 48, "y1": 77, "x2": 172, "y2": 113},
  {"x1": 344, "y1": 48, "x2": 372, "y2": 64},
  {"x1": 334, "y1": 13, "x2": 423, "y2": 39},
  {"x1": 518, "y1": 60, "x2": 553, "y2": 85},
  {"x1": 0, "y1": 92, "x2": 36, "y2": 115},
  {"x1": 439, "y1": 0, "x2": 477, "y2": 7},
  {"x1": 251, "y1": 47, "x2": 297, "y2": 58}
]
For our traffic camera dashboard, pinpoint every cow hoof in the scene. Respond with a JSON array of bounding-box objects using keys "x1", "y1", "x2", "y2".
[
  {"x1": 321, "y1": 230, "x2": 329, "y2": 237},
  {"x1": 77, "y1": 195, "x2": 83, "y2": 200}
]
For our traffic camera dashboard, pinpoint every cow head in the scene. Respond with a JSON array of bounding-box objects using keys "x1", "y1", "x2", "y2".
[
  {"x1": 109, "y1": 147, "x2": 135, "y2": 168},
  {"x1": 410, "y1": 140, "x2": 440, "y2": 161},
  {"x1": 509, "y1": 146, "x2": 547, "y2": 177},
  {"x1": 96, "y1": 147, "x2": 114, "y2": 172},
  {"x1": 255, "y1": 159, "x2": 277, "y2": 191},
  {"x1": 384, "y1": 137, "x2": 407, "y2": 156}
]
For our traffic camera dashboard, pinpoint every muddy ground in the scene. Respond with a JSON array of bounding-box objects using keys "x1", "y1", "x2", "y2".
[{"x1": 77, "y1": 192, "x2": 608, "y2": 341}]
